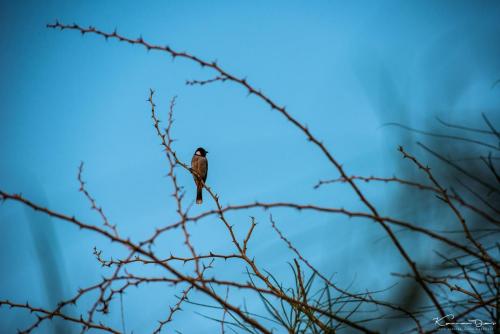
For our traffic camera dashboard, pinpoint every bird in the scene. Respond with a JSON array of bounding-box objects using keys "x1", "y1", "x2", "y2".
[{"x1": 191, "y1": 147, "x2": 208, "y2": 204}]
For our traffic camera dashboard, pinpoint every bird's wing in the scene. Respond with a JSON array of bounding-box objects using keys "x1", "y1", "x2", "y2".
[
  {"x1": 191, "y1": 155, "x2": 208, "y2": 183},
  {"x1": 202, "y1": 157, "x2": 208, "y2": 182}
]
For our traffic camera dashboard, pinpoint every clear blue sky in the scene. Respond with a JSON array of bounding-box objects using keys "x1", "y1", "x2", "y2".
[{"x1": 1, "y1": 1, "x2": 500, "y2": 332}]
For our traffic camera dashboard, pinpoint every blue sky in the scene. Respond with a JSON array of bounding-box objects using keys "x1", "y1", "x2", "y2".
[{"x1": 1, "y1": 1, "x2": 500, "y2": 333}]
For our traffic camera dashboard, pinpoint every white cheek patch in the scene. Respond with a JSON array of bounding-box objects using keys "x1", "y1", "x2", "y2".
[{"x1": 195, "y1": 151, "x2": 201, "y2": 156}]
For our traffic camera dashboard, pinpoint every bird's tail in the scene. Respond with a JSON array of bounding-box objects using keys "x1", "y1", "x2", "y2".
[{"x1": 196, "y1": 186, "x2": 203, "y2": 204}]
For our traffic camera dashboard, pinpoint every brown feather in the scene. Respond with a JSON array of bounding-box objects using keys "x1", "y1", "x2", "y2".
[{"x1": 191, "y1": 153, "x2": 208, "y2": 204}]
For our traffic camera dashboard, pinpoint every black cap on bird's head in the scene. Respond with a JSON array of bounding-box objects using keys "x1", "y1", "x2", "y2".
[{"x1": 195, "y1": 147, "x2": 208, "y2": 156}]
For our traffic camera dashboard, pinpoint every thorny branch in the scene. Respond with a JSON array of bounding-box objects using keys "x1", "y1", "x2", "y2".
[
  {"x1": 0, "y1": 20, "x2": 497, "y2": 334},
  {"x1": 44, "y1": 20, "x2": 453, "y2": 322}
]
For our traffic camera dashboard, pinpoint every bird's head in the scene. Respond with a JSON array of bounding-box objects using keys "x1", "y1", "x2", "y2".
[{"x1": 195, "y1": 147, "x2": 208, "y2": 157}]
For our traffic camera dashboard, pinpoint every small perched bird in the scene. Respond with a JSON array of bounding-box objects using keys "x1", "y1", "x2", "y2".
[{"x1": 191, "y1": 147, "x2": 208, "y2": 204}]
